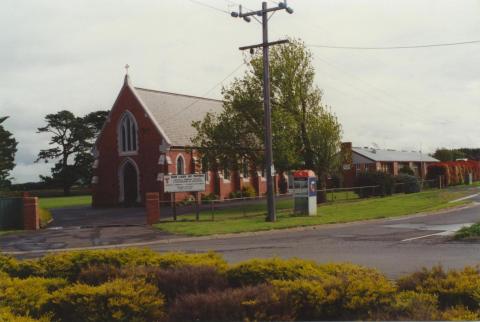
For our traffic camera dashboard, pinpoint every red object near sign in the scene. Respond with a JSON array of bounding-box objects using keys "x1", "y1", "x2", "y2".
[{"x1": 292, "y1": 170, "x2": 316, "y2": 178}]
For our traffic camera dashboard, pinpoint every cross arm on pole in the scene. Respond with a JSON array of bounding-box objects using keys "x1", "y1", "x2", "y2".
[
  {"x1": 239, "y1": 39, "x2": 290, "y2": 51},
  {"x1": 238, "y1": 6, "x2": 283, "y2": 17}
]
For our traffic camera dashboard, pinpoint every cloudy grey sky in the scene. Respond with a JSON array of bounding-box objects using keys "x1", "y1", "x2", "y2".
[{"x1": 1, "y1": 0, "x2": 479, "y2": 183}]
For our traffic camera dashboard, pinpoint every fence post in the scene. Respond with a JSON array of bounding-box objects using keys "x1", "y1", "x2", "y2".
[
  {"x1": 172, "y1": 192, "x2": 177, "y2": 221},
  {"x1": 146, "y1": 192, "x2": 160, "y2": 225},
  {"x1": 210, "y1": 200, "x2": 215, "y2": 221},
  {"x1": 195, "y1": 192, "x2": 200, "y2": 221},
  {"x1": 23, "y1": 197, "x2": 39, "y2": 230}
]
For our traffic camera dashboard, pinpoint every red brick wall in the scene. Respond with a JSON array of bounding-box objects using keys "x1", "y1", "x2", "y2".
[{"x1": 92, "y1": 85, "x2": 163, "y2": 207}]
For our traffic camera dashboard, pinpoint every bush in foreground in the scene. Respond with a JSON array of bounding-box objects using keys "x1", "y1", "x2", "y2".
[
  {"x1": 1, "y1": 249, "x2": 480, "y2": 321},
  {"x1": 44, "y1": 279, "x2": 165, "y2": 322},
  {"x1": 0, "y1": 249, "x2": 226, "y2": 281}
]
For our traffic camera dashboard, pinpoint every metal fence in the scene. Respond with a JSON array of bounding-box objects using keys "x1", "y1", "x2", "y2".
[
  {"x1": 0, "y1": 197, "x2": 23, "y2": 229},
  {"x1": 158, "y1": 179, "x2": 443, "y2": 223}
]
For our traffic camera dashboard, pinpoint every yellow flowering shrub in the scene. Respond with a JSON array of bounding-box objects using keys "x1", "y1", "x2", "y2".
[
  {"x1": 379, "y1": 291, "x2": 439, "y2": 320},
  {"x1": 0, "y1": 307, "x2": 48, "y2": 322},
  {"x1": 441, "y1": 305, "x2": 480, "y2": 321},
  {"x1": 272, "y1": 266, "x2": 396, "y2": 321},
  {"x1": 226, "y1": 257, "x2": 327, "y2": 286},
  {"x1": 317, "y1": 263, "x2": 396, "y2": 316},
  {"x1": 398, "y1": 265, "x2": 480, "y2": 309},
  {"x1": 151, "y1": 251, "x2": 227, "y2": 271},
  {"x1": 0, "y1": 275, "x2": 66, "y2": 318},
  {"x1": 1, "y1": 249, "x2": 227, "y2": 281},
  {"x1": 45, "y1": 279, "x2": 165, "y2": 322}
]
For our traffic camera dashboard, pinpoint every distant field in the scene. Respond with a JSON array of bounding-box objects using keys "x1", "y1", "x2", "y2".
[{"x1": 39, "y1": 195, "x2": 92, "y2": 210}]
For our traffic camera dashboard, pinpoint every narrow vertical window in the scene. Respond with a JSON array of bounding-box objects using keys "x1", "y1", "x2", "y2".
[
  {"x1": 242, "y1": 159, "x2": 249, "y2": 178},
  {"x1": 126, "y1": 117, "x2": 131, "y2": 151},
  {"x1": 177, "y1": 155, "x2": 185, "y2": 175},
  {"x1": 223, "y1": 161, "x2": 230, "y2": 180},
  {"x1": 132, "y1": 123, "x2": 137, "y2": 150},
  {"x1": 119, "y1": 112, "x2": 138, "y2": 153},
  {"x1": 121, "y1": 125, "x2": 126, "y2": 151}
]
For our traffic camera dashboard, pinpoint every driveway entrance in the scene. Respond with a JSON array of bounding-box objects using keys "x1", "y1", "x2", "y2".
[{"x1": 49, "y1": 206, "x2": 146, "y2": 228}]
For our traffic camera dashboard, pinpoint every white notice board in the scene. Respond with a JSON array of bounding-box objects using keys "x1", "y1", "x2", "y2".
[{"x1": 164, "y1": 174, "x2": 206, "y2": 193}]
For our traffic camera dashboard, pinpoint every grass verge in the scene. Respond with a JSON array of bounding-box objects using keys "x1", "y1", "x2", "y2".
[
  {"x1": 155, "y1": 188, "x2": 474, "y2": 236},
  {"x1": 454, "y1": 223, "x2": 480, "y2": 240},
  {"x1": 39, "y1": 195, "x2": 91, "y2": 210}
]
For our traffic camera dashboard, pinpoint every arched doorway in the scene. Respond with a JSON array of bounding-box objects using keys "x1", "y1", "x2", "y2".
[{"x1": 123, "y1": 161, "x2": 138, "y2": 206}]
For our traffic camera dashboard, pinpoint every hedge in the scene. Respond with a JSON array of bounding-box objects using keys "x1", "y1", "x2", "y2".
[
  {"x1": 0, "y1": 249, "x2": 227, "y2": 281},
  {"x1": 0, "y1": 249, "x2": 480, "y2": 321},
  {"x1": 44, "y1": 279, "x2": 165, "y2": 322}
]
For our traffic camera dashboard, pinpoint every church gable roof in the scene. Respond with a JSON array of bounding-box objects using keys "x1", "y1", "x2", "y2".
[{"x1": 133, "y1": 87, "x2": 223, "y2": 147}]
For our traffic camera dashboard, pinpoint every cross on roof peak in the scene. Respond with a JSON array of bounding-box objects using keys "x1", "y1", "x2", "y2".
[{"x1": 125, "y1": 64, "x2": 130, "y2": 75}]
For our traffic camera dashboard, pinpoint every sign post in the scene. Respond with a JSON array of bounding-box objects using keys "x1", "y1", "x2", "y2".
[
  {"x1": 164, "y1": 174, "x2": 206, "y2": 221},
  {"x1": 164, "y1": 174, "x2": 206, "y2": 193}
]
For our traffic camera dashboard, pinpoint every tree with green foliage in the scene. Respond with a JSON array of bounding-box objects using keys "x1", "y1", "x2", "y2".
[
  {"x1": 193, "y1": 39, "x2": 342, "y2": 200},
  {"x1": 432, "y1": 148, "x2": 466, "y2": 162},
  {"x1": 36, "y1": 110, "x2": 108, "y2": 195},
  {"x1": 457, "y1": 148, "x2": 480, "y2": 161},
  {"x1": 0, "y1": 117, "x2": 18, "y2": 189}
]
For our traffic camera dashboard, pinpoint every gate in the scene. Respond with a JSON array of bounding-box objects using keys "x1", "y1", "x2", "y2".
[{"x1": 0, "y1": 197, "x2": 23, "y2": 229}]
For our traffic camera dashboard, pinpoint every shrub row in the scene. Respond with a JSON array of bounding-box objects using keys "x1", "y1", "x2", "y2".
[
  {"x1": 1, "y1": 249, "x2": 480, "y2": 321},
  {"x1": 355, "y1": 171, "x2": 420, "y2": 197},
  {"x1": 0, "y1": 248, "x2": 226, "y2": 280}
]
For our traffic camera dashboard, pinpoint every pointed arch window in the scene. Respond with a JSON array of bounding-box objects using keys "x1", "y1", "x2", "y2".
[
  {"x1": 177, "y1": 155, "x2": 185, "y2": 175},
  {"x1": 119, "y1": 112, "x2": 138, "y2": 153},
  {"x1": 242, "y1": 159, "x2": 249, "y2": 178}
]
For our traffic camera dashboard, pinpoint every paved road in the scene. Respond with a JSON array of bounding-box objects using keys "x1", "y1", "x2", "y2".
[{"x1": 147, "y1": 197, "x2": 480, "y2": 278}]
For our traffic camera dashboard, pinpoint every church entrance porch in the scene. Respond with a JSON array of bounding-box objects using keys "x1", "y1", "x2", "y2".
[{"x1": 119, "y1": 159, "x2": 140, "y2": 207}]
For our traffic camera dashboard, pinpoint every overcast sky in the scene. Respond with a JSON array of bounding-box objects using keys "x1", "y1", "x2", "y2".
[{"x1": 1, "y1": 0, "x2": 479, "y2": 183}]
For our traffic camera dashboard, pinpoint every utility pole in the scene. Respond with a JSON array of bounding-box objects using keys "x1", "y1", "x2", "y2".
[{"x1": 231, "y1": 1, "x2": 293, "y2": 222}]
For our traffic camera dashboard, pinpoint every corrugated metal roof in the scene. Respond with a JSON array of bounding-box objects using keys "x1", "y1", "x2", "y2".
[
  {"x1": 134, "y1": 87, "x2": 223, "y2": 146},
  {"x1": 352, "y1": 147, "x2": 439, "y2": 162}
]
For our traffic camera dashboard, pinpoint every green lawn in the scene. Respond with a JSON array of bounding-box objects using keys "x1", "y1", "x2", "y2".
[
  {"x1": 39, "y1": 195, "x2": 92, "y2": 210},
  {"x1": 155, "y1": 188, "x2": 475, "y2": 236}
]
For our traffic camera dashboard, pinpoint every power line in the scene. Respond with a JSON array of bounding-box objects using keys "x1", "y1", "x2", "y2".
[
  {"x1": 187, "y1": 0, "x2": 230, "y2": 14},
  {"x1": 314, "y1": 55, "x2": 436, "y2": 124},
  {"x1": 308, "y1": 39, "x2": 480, "y2": 50},
  {"x1": 164, "y1": 61, "x2": 246, "y2": 122}
]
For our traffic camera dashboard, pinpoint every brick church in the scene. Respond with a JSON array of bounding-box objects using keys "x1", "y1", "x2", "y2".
[{"x1": 92, "y1": 74, "x2": 274, "y2": 207}]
